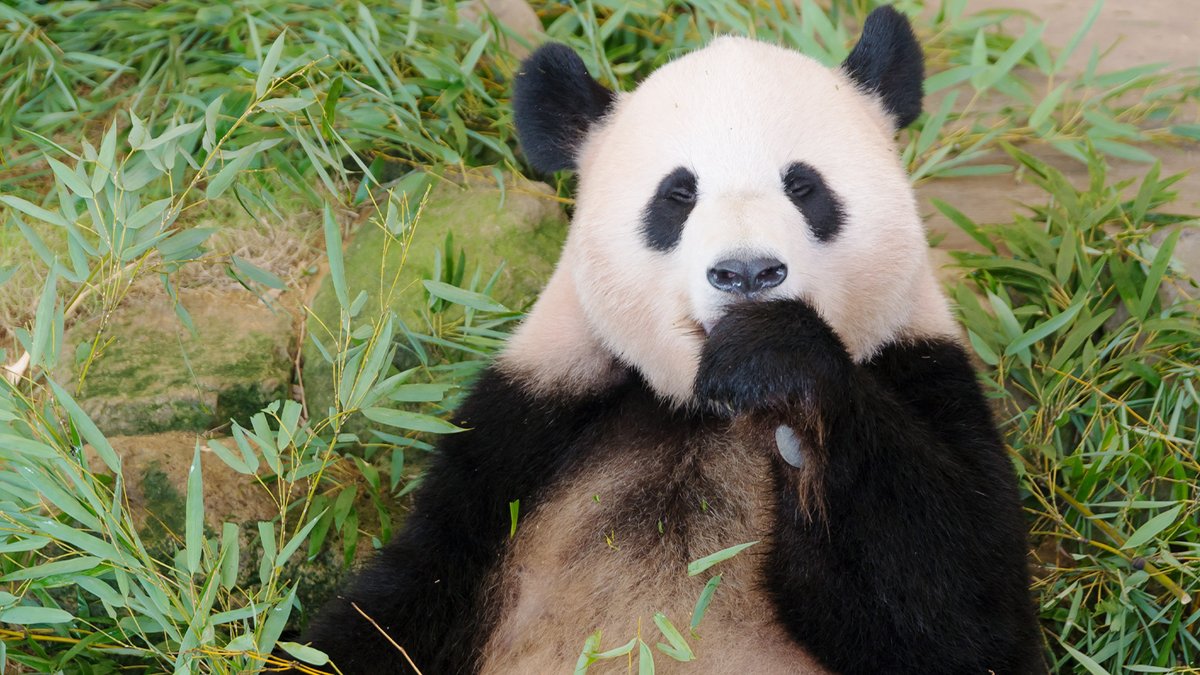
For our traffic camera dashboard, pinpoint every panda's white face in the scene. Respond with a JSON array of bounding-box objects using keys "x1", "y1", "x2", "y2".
[{"x1": 503, "y1": 37, "x2": 957, "y2": 405}]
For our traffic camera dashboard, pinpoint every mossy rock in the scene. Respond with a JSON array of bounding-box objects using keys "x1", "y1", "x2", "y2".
[
  {"x1": 302, "y1": 170, "x2": 567, "y2": 421},
  {"x1": 60, "y1": 289, "x2": 293, "y2": 435}
]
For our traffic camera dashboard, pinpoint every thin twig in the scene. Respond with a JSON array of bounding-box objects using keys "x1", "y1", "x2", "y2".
[{"x1": 350, "y1": 602, "x2": 423, "y2": 674}]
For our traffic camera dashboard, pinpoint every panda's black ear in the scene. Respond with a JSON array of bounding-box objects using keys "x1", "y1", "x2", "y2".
[
  {"x1": 842, "y1": 6, "x2": 924, "y2": 129},
  {"x1": 513, "y1": 43, "x2": 615, "y2": 173}
]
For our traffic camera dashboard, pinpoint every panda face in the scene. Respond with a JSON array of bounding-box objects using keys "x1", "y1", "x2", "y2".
[{"x1": 506, "y1": 22, "x2": 958, "y2": 405}]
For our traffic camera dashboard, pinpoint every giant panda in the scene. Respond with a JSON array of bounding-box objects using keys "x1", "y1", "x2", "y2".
[{"x1": 294, "y1": 6, "x2": 1043, "y2": 674}]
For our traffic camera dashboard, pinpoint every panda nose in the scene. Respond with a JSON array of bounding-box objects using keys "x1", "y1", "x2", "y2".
[{"x1": 707, "y1": 257, "x2": 788, "y2": 296}]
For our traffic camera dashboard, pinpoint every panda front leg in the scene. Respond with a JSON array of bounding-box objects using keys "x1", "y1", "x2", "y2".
[{"x1": 696, "y1": 299, "x2": 1043, "y2": 675}]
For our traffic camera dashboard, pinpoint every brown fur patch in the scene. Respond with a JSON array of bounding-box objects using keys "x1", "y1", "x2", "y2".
[{"x1": 479, "y1": 416, "x2": 830, "y2": 674}]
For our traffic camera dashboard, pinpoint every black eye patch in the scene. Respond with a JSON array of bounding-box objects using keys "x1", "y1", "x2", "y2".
[
  {"x1": 782, "y1": 162, "x2": 845, "y2": 242},
  {"x1": 641, "y1": 167, "x2": 697, "y2": 252}
]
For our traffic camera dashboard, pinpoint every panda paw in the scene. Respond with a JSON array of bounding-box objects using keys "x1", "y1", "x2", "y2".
[{"x1": 695, "y1": 299, "x2": 852, "y2": 416}]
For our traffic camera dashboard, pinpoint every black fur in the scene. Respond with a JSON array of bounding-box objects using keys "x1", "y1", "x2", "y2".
[
  {"x1": 782, "y1": 162, "x2": 845, "y2": 242},
  {"x1": 293, "y1": 299, "x2": 1043, "y2": 674},
  {"x1": 641, "y1": 166, "x2": 699, "y2": 251},
  {"x1": 292, "y1": 368, "x2": 632, "y2": 674},
  {"x1": 696, "y1": 299, "x2": 1044, "y2": 674},
  {"x1": 512, "y1": 43, "x2": 615, "y2": 173},
  {"x1": 842, "y1": 6, "x2": 925, "y2": 129}
]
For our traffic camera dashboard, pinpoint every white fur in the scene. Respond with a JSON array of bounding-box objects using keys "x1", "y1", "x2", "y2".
[{"x1": 501, "y1": 37, "x2": 957, "y2": 405}]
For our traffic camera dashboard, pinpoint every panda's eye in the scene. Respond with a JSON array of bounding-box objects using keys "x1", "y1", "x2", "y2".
[
  {"x1": 781, "y1": 161, "x2": 845, "y2": 243},
  {"x1": 784, "y1": 177, "x2": 813, "y2": 198},
  {"x1": 667, "y1": 185, "x2": 697, "y2": 204},
  {"x1": 643, "y1": 167, "x2": 698, "y2": 251}
]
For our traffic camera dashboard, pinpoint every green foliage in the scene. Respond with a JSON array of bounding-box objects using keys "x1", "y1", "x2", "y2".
[
  {"x1": 951, "y1": 145, "x2": 1199, "y2": 672},
  {"x1": 0, "y1": 0, "x2": 1197, "y2": 673}
]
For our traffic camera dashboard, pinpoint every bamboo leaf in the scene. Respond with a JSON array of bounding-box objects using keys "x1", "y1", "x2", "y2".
[
  {"x1": 324, "y1": 204, "x2": 349, "y2": 309},
  {"x1": 1123, "y1": 504, "x2": 1183, "y2": 550},
  {"x1": 185, "y1": 443, "x2": 204, "y2": 574},
  {"x1": 361, "y1": 407, "x2": 463, "y2": 434},
  {"x1": 423, "y1": 280, "x2": 510, "y2": 313},
  {"x1": 0, "y1": 195, "x2": 69, "y2": 228},
  {"x1": 1004, "y1": 301, "x2": 1084, "y2": 356},
  {"x1": 256, "y1": 31, "x2": 287, "y2": 98},
  {"x1": 688, "y1": 541, "x2": 758, "y2": 577},
  {"x1": 0, "y1": 606, "x2": 74, "y2": 625},
  {"x1": 278, "y1": 642, "x2": 329, "y2": 666}
]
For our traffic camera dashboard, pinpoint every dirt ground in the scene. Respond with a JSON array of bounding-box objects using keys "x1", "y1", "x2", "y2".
[{"x1": 919, "y1": 0, "x2": 1200, "y2": 281}]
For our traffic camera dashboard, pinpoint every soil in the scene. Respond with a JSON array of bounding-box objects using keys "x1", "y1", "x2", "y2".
[{"x1": 918, "y1": 0, "x2": 1200, "y2": 285}]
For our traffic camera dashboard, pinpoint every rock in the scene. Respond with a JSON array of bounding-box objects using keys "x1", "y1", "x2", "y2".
[
  {"x1": 461, "y1": 0, "x2": 543, "y2": 58},
  {"x1": 61, "y1": 289, "x2": 294, "y2": 435},
  {"x1": 302, "y1": 170, "x2": 566, "y2": 421}
]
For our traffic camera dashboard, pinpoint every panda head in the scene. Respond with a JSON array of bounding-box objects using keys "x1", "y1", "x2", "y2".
[{"x1": 502, "y1": 7, "x2": 957, "y2": 406}]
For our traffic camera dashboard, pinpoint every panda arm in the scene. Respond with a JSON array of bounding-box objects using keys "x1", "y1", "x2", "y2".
[
  {"x1": 697, "y1": 299, "x2": 1043, "y2": 675},
  {"x1": 294, "y1": 368, "x2": 611, "y2": 675}
]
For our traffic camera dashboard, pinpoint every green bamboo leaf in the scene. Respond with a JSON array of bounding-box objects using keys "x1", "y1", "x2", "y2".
[
  {"x1": 594, "y1": 637, "x2": 638, "y2": 660},
  {"x1": 931, "y1": 199, "x2": 996, "y2": 254},
  {"x1": 638, "y1": 640, "x2": 655, "y2": 675},
  {"x1": 423, "y1": 280, "x2": 511, "y2": 313},
  {"x1": 278, "y1": 642, "x2": 330, "y2": 666},
  {"x1": 688, "y1": 541, "x2": 758, "y2": 577},
  {"x1": 323, "y1": 204, "x2": 349, "y2": 309},
  {"x1": 0, "y1": 606, "x2": 74, "y2": 625},
  {"x1": 29, "y1": 266, "x2": 58, "y2": 370},
  {"x1": 219, "y1": 522, "x2": 240, "y2": 590},
  {"x1": 203, "y1": 94, "x2": 225, "y2": 152},
  {"x1": 362, "y1": 407, "x2": 464, "y2": 434},
  {"x1": 976, "y1": 22, "x2": 1045, "y2": 91},
  {"x1": 48, "y1": 380, "x2": 120, "y2": 474},
  {"x1": 256, "y1": 31, "x2": 287, "y2": 98},
  {"x1": 1123, "y1": 504, "x2": 1183, "y2": 550},
  {"x1": 256, "y1": 585, "x2": 296, "y2": 653},
  {"x1": 574, "y1": 631, "x2": 602, "y2": 674},
  {"x1": 1054, "y1": 0, "x2": 1104, "y2": 74},
  {"x1": 126, "y1": 197, "x2": 172, "y2": 231},
  {"x1": 1091, "y1": 139, "x2": 1156, "y2": 163},
  {"x1": 653, "y1": 613, "x2": 694, "y2": 661},
  {"x1": 459, "y1": 33, "x2": 490, "y2": 77},
  {"x1": 138, "y1": 120, "x2": 202, "y2": 151},
  {"x1": 232, "y1": 255, "x2": 287, "y2": 290},
  {"x1": 259, "y1": 97, "x2": 313, "y2": 114},
  {"x1": 1028, "y1": 82, "x2": 1067, "y2": 130},
  {"x1": 207, "y1": 439, "x2": 252, "y2": 474},
  {"x1": 966, "y1": 330, "x2": 1000, "y2": 366},
  {"x1": 92, "y1": 123, "x2": 117, "y2": 194},
  {"x1": 1004, "y1": 301, "x2": 1084, "y2": 356},
  {"x1": 508, "y1": 499, "x2": 519, "y2": 539},
  {"x1": 258, "y1": 520, "x2": 276, "y2": 586},
  {"x1": 205, "y1": 151, "x2": 255, "y2": 200},
  {"x1": 321, "y1": 76, "x2": 343, "y2": 139},
  {"x1": 0, "y1": 195, "x2": 69, "y2": 228},
  {"x1": 185, "y1": 443, "x2": 204, "y2": 574},
  {"x1": 923, "y1": 65, "x2": 974, "y2": 95},
  {"x1": 1060, "y1": 638, "x2": 1113, "y2": 675},
  {"x1": 46, "y1": 157, "x2": 92, "y2": 198},
  {"x1": 388, "y1": 384, "x2": 452, "y2": 403},
  {"x1": 690, "y1": 574, "x2": 722, "y2": 630},
  {"x1": 1, "y1": 556, "x2": 101, "y2": 582},
  {"x1": 1133, "y1": 228, "x2": 1181, "y2": 321},
  {"x1": 277, "y1": 509, "x2": 328, "y2": 566}
]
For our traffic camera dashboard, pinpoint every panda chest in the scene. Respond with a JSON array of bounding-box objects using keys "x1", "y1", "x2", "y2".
[{"x1": 480, "y1": 421, "x2": 826, "y2": 674}]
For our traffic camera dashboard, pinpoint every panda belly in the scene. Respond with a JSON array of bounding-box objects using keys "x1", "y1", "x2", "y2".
[{"x1": 478, "y1": 420, "x2": 829, "y2": 674}]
